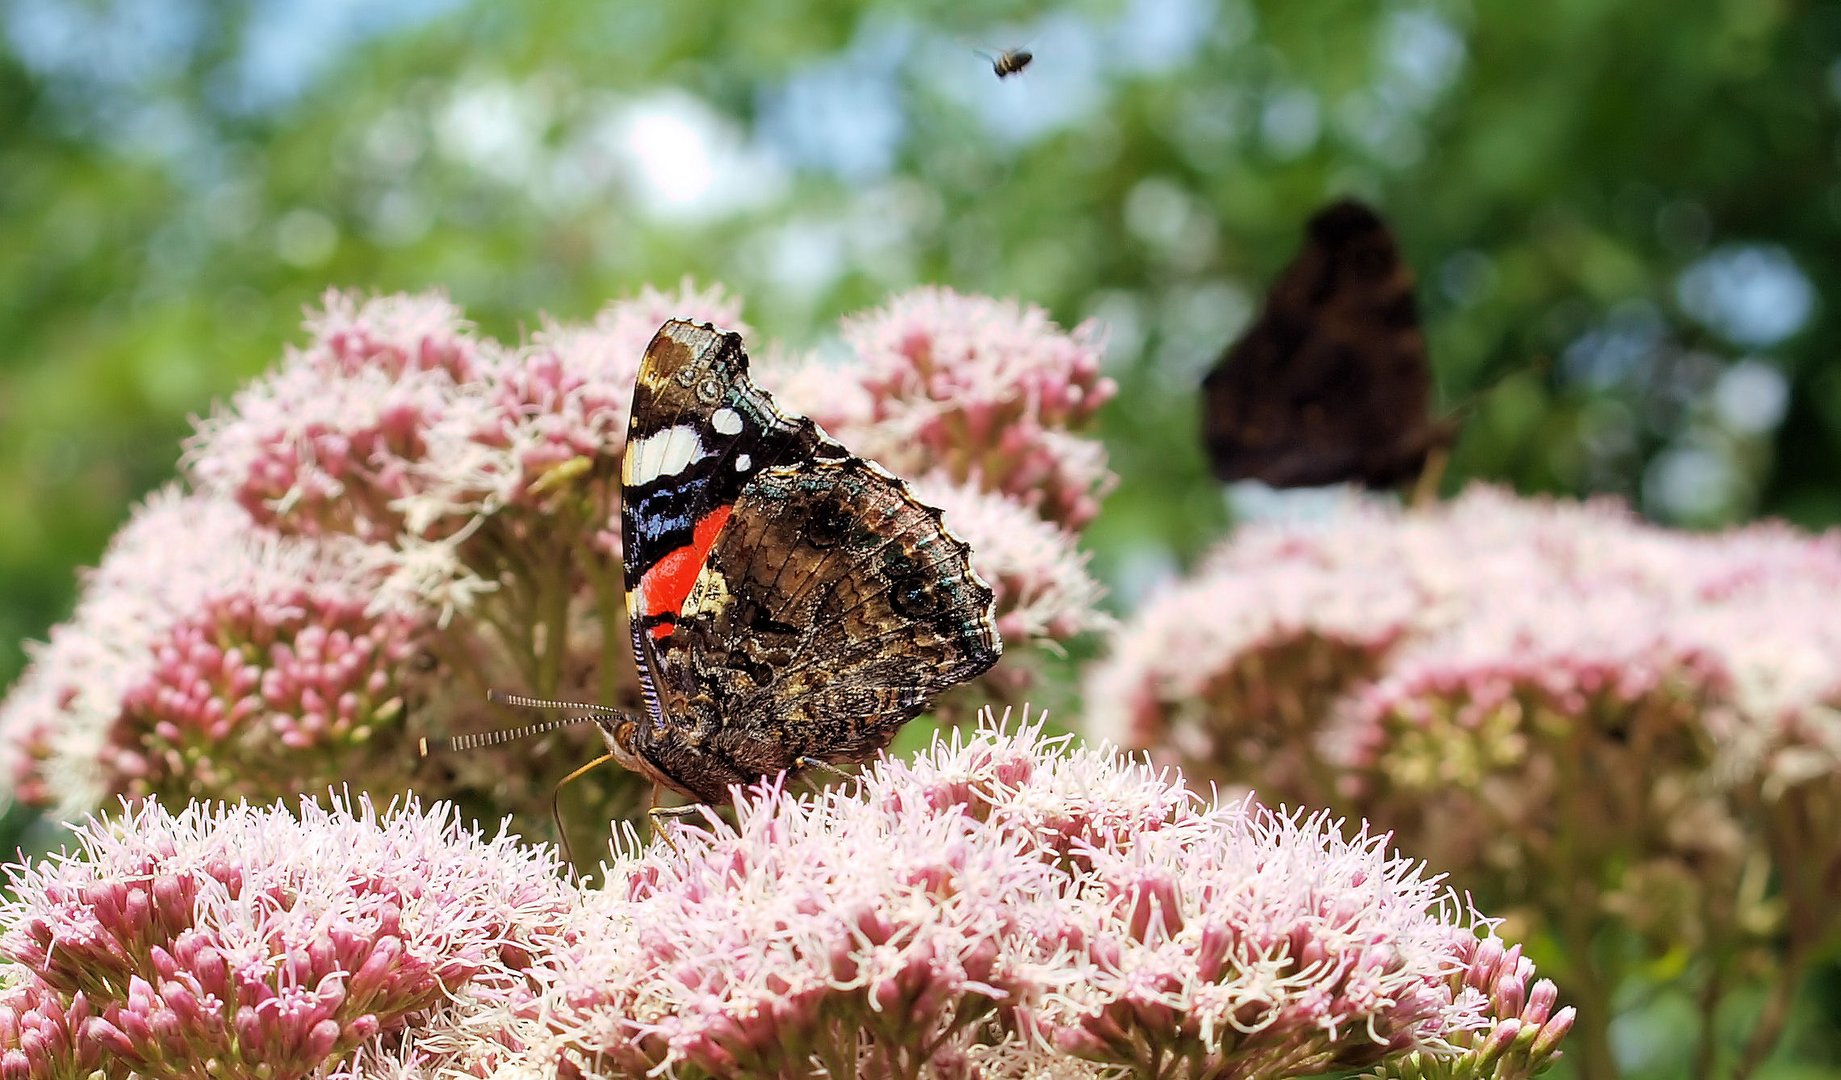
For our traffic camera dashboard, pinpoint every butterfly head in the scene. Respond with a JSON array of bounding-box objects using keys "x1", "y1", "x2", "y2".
[{"x1": 591, "y1": 712, "x2": 656, "y2": 777}]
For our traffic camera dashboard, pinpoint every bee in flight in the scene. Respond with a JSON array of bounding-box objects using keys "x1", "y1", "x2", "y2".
[{"x1": 981, "y1": 47, "x2": 1034, "y2": 79}]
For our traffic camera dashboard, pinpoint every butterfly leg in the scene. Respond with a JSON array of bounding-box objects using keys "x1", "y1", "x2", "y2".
[
  {"x1": 794, "y1": 755, "x2": 861, "y2": 789},
  {"x1": 1409, "y1": 445, "x2": 1450, "y2": 509},
  {"x1": 646, "y1": 803, "x2": 704, "y2": 855}
]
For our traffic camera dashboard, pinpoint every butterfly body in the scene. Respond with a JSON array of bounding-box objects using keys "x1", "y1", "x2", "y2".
[
  {"x1": 613, "y1": 321, "x2": 1001, "y2": 803},
  {"x1": 1202, "y1": 199, "x2": 1455, "y2": 489}
]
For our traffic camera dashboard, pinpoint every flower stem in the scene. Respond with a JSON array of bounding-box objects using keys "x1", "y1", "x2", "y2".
[
  {"x1": 1730, "y1": 941, "x2": 1807, "y2": 1080},
  {"x1": 536, "y1": 536, "x2": 570, "y2": 697},
  {"x1": 584, "y1": 539, "x2": 625, "y2": 707},
  {"x1": 1553, "y1": 703, "x2": 1622, "y2": 1080}
]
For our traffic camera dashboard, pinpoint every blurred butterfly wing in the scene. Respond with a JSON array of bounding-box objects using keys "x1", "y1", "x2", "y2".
[{"x1": 1202, "y1": 199, "x2": 1447, "y2": 489}]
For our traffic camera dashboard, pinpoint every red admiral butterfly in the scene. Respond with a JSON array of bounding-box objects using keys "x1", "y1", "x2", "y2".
[
  {"x1": 1201, "y1": 199, "x2": 1457, "y2": 490},
  {"x1": 597, "y1": 320, "x2": 1002, "y2": 805}
]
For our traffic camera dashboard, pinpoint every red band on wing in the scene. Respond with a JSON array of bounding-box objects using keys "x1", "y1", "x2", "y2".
[{"x1": 636, "y1": 504, "x2": 734, "y2": 636}]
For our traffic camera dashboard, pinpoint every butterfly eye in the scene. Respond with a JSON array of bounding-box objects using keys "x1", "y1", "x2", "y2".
[{"x1": 615, "y1": 719, "x2": 640, "y2": 748}]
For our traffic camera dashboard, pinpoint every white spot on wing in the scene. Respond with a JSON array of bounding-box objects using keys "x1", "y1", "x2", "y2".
[
  {"x1": 625, "y1": 425, "x2": 708, "y2": 485},
  {"x1": 735, "y1": 453, "x2": 752, "y2": 472},
  {"x1": 711, "y1": 407, "x2": 744, "y2": 435}
]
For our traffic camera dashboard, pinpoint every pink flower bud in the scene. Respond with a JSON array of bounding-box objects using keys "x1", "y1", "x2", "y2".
[
  {"x1": 82, "y1": 1017, "x2": 134, "y2": 1058},
  {"x1": 304, "y1": 1017, "x2": 342, "y2": 1061},
  {"x1": 1467, "y1": 937, "x2": 1505, "y2": 991},
  {"x1": 1523, "y1": 978, "x2": 1559, "y2": 1024},
  {"x1": 1477, "y1": 1017, "x2": 1522, "y2": 1068},
  {"x1": 1530, "y1": 1006, "x2": 1576, "y2": 1058},
  {"x1": 1492, "y1": 971, "x2": 1527, "y2": 1020}
]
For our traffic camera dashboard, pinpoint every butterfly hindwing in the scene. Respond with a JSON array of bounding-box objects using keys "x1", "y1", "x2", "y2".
[
  {"x1": 1201, "y1": 199, "x2": 1452, "y2": 489},
  {"x1": 618, "y1": 319, "x2": 1001, "y2": 804},
  {"x1": 636, "y1": 456, "x2": 999, "y2": 802}
]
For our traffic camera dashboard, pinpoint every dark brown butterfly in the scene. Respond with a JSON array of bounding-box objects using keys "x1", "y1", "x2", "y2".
[{"x1": 1201, "y1": 199, "x2": 1456, "y2": 490}]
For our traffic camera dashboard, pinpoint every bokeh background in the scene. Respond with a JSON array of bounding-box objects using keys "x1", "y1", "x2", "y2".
[{"x1": 2, "y1": 0, "x2": 1838, "y2": 1074}]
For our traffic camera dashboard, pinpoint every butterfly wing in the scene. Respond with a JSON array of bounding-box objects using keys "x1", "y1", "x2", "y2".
[
  {"x1": 635, "y1": 456, "x2": 1001, "y2": 802},
  {"x1": 622, "y1": 320, "x2": 848, "y2": 722},
  {"x1": 620, "y1": 320, "x2": 1000, "y2": 803},
  {"x1": 1201, "y1": 199, "x2": 1451, "y2": 489}
]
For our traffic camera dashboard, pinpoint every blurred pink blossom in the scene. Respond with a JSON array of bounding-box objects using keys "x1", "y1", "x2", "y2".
[
  {"x1": 0, "y1": 793, "x2": 572, "y2": 1080},
  {"x1": 1091, "y1": 485, "x2": 1841, "y2": 800},
  {"x1": 1088, "y1": 485, "x2": 1839, "y2": 1075},
  {"x1": 1084, "y1": 553, "x2": 1417, "y2": 798}
]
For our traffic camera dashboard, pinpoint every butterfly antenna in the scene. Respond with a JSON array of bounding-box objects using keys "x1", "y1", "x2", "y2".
[
  {"x1": 416, "y1": 715, "x2": 598, "y2": 756},
  {"x1": 486, "y1": 689, "x2": 625, "y2": 717}
]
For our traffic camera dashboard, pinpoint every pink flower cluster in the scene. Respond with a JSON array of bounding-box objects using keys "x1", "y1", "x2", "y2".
[
  {"x1": 833, "y1": 288, "x2": 1116, "y2": 532},
  {"x1": 1090, "y1": 485, "x2": 1841, "y2": 797},
  {"x1": 182, "y1": 283, "x2": 1113, "y2": 656},
  {"x1": 4, "y1": 283, "x2": 1117, "y2": 827},
  {"x1": 0, "y1": 488, "x2": 425, "y2": 817},
  {"x1": 185, "y1": 291, "x2": 483, "y2": 541},
  {"x1": 523, "y1": 717, "x2": 1568, "y2": 1079},
  {"x1": 0, "y1": 720, "x2": 1565, "y2": 1079},
  {"x1": 0, "y1": 489, "x2": 241, "y2": 815},
  {"x1": 1369, "y1": 936, "x2": 1574, "y2": 1080},
  {"x1": 0, "y1": 974, "x2": 104, "y2": 1079},
  {"x1": 104, "y1": 575, "x2": 422, "y2": 805},
  {"x1": 1087, "y1": 485, "x2": 1841, "y2": 1072},
  {"x1": 185, "y1": 283, "x2": 743, "y2": 544},
  {"x1": 0, "y1": 794, "x2": 572, "y2": 1080}
]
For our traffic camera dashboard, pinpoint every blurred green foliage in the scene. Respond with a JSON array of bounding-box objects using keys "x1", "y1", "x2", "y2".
[{"x1": 2, "y1": 1, "x2": 1839, "y2": 1073}]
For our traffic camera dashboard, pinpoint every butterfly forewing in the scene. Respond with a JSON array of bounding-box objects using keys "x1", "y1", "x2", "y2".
[
  {"x1": 644, "y1": 458, "x2": 999, "y2": 801},
  {"x1": 1201, "y1": 199, "x2": 1453, "y2": 489},
  {"x1": 621, "y1": 322, "x2": 847, "y2": 713}
]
